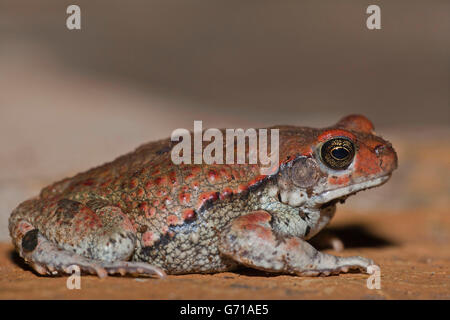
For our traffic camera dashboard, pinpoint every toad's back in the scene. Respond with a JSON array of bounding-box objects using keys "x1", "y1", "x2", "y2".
[{"x1": 16, "y1": 126, "x2": 312, "y2": 231}]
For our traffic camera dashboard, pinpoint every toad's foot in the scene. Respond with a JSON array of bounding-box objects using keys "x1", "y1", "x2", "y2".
[
  {"x1": 219, "y1": 211, "x2": 373, "y2": 276},
  {"x1": 14, "y1": 225, "x2": 165, "y2": 278}
]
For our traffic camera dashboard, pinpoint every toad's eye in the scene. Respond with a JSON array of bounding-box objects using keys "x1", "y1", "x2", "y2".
[{"x1": 320, "y1": 138, "x2": 355, "y2": 170}]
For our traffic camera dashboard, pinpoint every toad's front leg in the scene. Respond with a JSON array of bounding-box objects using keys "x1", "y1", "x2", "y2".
[{"x1": 219, "y1": 211, "x2": 373, "y2": 276}]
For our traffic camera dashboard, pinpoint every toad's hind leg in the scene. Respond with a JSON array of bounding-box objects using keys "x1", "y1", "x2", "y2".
[
  {"x1": 219, "y1": 211, "x2": 373, "y2": 276},
  {"x1": 9, "y1": 199, "x2": 165, "y2": 278}
]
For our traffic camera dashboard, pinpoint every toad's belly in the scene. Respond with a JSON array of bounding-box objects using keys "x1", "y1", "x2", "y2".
[{"x1": 131, "y1": 203, "x2": 251, "y2": 274}]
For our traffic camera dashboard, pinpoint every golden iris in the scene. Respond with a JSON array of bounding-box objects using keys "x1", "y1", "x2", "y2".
[{"x1": 320, "y1": 138, "x2": 355, "y2": 169}]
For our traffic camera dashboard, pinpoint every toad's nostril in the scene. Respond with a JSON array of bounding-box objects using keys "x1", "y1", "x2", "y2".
[{"x1": 375, "y1": 143, "x2": 398, "y2": 171}]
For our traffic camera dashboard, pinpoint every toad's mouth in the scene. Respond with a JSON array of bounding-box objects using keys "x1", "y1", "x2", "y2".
[{"x1": 314, "y1": 174, "x2": 391, "y2": 209}]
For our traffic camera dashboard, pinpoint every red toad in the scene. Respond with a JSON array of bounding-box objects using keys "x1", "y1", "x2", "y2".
[{"x1": 9, "y1": 115, "x2": 397, "y2": 278}]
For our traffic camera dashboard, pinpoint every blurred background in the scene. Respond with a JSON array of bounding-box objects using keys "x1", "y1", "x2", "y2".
[{"x1": 0, "y1": 0, "x2": 449, "y2": 241}]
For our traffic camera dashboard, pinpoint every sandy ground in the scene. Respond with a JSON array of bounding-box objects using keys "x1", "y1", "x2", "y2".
[{"x1": 1, "y1": 208, "x2": 448, "y2": 300}]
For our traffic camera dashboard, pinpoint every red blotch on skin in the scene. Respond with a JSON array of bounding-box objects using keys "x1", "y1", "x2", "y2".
[
  {"x1": 178, "y1": 192, "x2": 191, "y2": 204},
  {"x1": 138, "y1": 202, "x2": 148, "y2": 212},
  {"x1": 185, "y1": 166, "x2": 201, "y2": 181},
  {"x1": 219, "y1": 168, "x2": 231, "y2": 179},
  {"x1": 154, "y1": 177, "x2": 167, "y2": 186},
  {"x1": 144, "y1": 180, "x2": 153, "y2": 190},
  {"x1": 219, "y1": 188, "x2": 233, "y2": 200},
  {"x1": 182, "y1": 209, "x2": 196, "y2": 221},
  {"x1": 196, "y1": 191, "x2": 219, "y2": 209},
  {"x1": 156, "y1": 189, "x2": 167, "y2": 197},
  {"x1": 142, "y1": 231, "x2": 155, "y2": 246},
  {"x1": 190, "y1": 181, "x2": 200, "y2": 190},
  {"x1": 354, "y1": 146, "x2": 382, "y2": 176},
  {"x1": 123, "y1": 195, "x2": 133, "y2": 205},
  {"x1": 168, "y1": 171, "x2": 177, "y2": 185},
  {"x1": 236, "y1": 211, "x2": 271, "y2": 225},
  {"x1": 285, "y1": 237, "x2": 302, "y2": 250},
  {"x1": 81, "y1": 179, "x2": 95, "y2": 186},
  {"x1": 231, "y1": 212, "x2": 273, "y2": 240},
  {"x1": 89, "y1": 221, "x2": 98, "y2": 228},
  {"x1": 242, "y1": 224, "x2": 273, "y2": 241},
  {"x1": 167, "y1": 215, "x2": 178, "y2": 225},
  {"x1": 207, "y1": 170, "x2": 218, "y2": 183},
  {"x1": 121, "y1": 216, "x2": 136, "y2": 232},
  {"x1": 236, "y1": 184, "x2": 248, "y2": 194},
  {"x1": 137, "y1": 188, "x2": 145, "y2": 197},
  {"x1": 115, "y1": 202, "x2": 124, "y2": 210},
  {"x1": 102, "y1": 188, "x2": 113, "y2": 196},
  {"x1": 17, "y1": 222, "x2": 34, "y2": 236},
  {"x1": 248, "y1": 175, "x2": 266, "y2": 187},
  {"x1": 356, "y1": 161, "x2": 380, "y2": 176},
  {"x1": 148, "y1": 207, "x2": 156, "y2": 218},
  {"x1": 328, "y1": 175, "x2": 350, "y2": 185},
  {"x1": 130, "y1": 201, "x2": 139, "y2": 209},
  {"x1": 129, "y1": 178, "x2": 139, "y2": 189},
  {"x1": 100, "y1": 179, "x2": 112, "y2": 188},
  {"x1": 184, "y1": 172, "x2": 194, "y2": 181}
]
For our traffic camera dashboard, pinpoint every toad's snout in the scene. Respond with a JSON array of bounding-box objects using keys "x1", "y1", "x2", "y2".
[{"x1": 374, "y1": 143, "x2": 398, "y2": 173}]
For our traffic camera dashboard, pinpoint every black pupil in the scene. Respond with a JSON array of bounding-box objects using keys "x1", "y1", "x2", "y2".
[{"x1": 331, "y1": 147, "x2": 349, "y2": 160}]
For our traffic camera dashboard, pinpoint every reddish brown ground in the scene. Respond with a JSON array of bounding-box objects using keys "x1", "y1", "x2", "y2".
[{"x1": 1, "y1": 208, "x2": 448, "y2": 300}]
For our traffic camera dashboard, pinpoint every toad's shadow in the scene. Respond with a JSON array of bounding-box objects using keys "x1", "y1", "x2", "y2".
[
  {"x1": 9, "y1": 249, "x2": 34, "y2": 273},
  {"x1": 311, "y1": 224, "x2": 395, "y2": 250}
]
